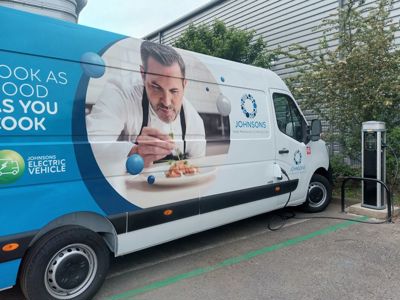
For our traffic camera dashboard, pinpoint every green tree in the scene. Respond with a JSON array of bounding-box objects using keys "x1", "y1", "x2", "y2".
[
  {"x1": 173, "y1": 20, "x2": 277, "y2": 68},
  {"x1": 284, "y1": 0, "x2": 400, "y2": 163},
  {"x1": 387, "y1": 127, "x2": 400, "y2": 190}
]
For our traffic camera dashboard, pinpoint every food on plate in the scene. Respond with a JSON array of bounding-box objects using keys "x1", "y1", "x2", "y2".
[{"x1": 165, "y1": 160, "x2": 199, "y2": 178}]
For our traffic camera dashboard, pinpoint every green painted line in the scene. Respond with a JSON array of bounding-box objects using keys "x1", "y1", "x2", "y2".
[{"x1": 107, "y1": 216, "x2": 368, "y2": 300}]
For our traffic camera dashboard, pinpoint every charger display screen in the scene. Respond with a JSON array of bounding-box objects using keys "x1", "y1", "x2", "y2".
[{"x1": 364, "y1": 132, "x2": 377, "y2": 151}]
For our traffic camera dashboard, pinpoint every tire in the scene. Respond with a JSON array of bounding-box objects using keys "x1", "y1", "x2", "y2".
[
  {"x1": 302, "y1": 174, "x2": 332, "y2": 213},
  {"x1": 20, "y1": 226, "x2": 110, "y2": 300}
]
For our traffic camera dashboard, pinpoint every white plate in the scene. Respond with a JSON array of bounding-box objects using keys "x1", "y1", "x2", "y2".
[{"x1": 141, "y1": 166, "x2": 217, "y2": 186}]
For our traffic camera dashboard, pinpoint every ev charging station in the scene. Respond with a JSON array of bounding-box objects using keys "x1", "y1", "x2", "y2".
[{"x1": 362, "y1": 121, "x2": 386, "y2": 209}]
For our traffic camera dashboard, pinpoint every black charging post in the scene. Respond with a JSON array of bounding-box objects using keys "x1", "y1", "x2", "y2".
[{"x1": 362, "y1": 121, "x2": 386, "y2": 209}]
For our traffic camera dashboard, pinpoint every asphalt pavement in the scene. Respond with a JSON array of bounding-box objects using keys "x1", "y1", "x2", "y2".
[{"x1": 1, "y1": 198, "x2": 399, "y2": 300}]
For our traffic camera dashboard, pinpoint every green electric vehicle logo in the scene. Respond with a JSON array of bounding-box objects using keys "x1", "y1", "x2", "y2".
[{"x1": 0, "y1": 150, "x2": 25, "y2": 184}]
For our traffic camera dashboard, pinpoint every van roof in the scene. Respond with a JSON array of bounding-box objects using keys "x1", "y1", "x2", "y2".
[
  {"x1": 176, "y1": 47, "x2": 289, "y2": 92},
  {"x1": 0, "y1": 5, "x2": 289, "y2": 93}
]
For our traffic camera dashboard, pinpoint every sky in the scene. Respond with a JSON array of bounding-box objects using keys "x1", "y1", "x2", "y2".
[{"x1": 79, "y1": 0, "x2": 212, "y2": 38}]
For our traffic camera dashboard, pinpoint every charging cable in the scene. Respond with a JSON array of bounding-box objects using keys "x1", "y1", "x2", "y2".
[
  {"x1": 268, "y1": 168, "x2": 293, "y2": 231},
  {"x1": 267, "y1": 169, "x2": 392, "y2": 231}
]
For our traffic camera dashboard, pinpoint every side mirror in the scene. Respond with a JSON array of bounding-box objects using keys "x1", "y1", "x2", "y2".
[{"x1": 310, "y1": 119, "x2": 322, "y2": 141}]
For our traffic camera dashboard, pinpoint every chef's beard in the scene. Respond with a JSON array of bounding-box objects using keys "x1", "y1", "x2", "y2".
[{"x1": 155, "y1": 103, "x2": 179, "y2": 123}]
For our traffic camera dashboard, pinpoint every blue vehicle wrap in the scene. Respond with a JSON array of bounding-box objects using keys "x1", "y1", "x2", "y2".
[{"x1": 0, "y1": 6, "x2": 141, "y2": 288}]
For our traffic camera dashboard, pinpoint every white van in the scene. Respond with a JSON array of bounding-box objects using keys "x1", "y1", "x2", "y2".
[{"x1": 0, "y1": 6, "x2": 332, "y2": 300}]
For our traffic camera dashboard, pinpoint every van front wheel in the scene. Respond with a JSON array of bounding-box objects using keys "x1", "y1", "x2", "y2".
[
  {"x1": 20, "y1": 226, "x2": 110, "y2": 300},
  {"x1": 302, "y1": 174, "x2": 332, "y2": 212}
]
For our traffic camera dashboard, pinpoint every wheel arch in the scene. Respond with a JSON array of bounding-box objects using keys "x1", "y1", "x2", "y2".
[
  {"x1": 314, "y1": 166, "x2": 333, "y2": 185},
  {"x1": 29, "y1": 212, "x2": 118, "y2": 255}
]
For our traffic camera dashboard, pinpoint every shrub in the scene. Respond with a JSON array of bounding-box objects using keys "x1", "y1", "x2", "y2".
[
  {"x1": 387, "y1": 126, "x2": 400, "y2": 190},
  {"x1": 330, "y1": 154, "x2": 361, "y2": 183}
]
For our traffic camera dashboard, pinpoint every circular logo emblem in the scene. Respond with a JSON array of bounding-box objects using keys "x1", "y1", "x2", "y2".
[
  {"x1": 241, "y1": 94, "x2": 257, "y2": 119},
  {"x1": 0, "y1": 150, "x2": 25, "y2": 184},
  {"x1": 293, "y1": 150, "x2": 302, "y2": 165}
]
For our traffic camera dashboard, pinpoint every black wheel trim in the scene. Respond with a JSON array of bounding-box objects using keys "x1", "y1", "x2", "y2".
[
  {"x1": 308, "y1": 182, "x2": 328, "y2": 208},
  {"x1": 55, "y1": 254, "x2": 90, "y2": 290},
  {"x1": 45, "y1": 243, "x2": 98, "y2": 299}
]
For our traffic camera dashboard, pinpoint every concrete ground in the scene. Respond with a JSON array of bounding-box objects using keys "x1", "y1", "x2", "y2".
[{"x1": 1, "y1": 198, "x2": 399, "y2": 300}]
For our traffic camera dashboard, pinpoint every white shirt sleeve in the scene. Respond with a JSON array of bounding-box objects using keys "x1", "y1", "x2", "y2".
[
  {"x1": 87, "y1": 81, "x2": 125, "y2": 136},
  {"x1": 86, "y1": 79, "x2": 142, "y2": 170}
]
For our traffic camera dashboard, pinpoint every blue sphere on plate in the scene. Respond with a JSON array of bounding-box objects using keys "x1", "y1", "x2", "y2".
[
  {"x1": 147, "y1": 175, "x2": 155, "y2": 185},
  {"x1": 126, "y1": 154, "x2": 144, "y2": 175}
]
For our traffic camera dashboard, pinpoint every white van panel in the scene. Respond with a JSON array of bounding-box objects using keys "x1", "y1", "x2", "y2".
[{"x1": 116, "y1": 196, "x2": 279, "y2": 256}]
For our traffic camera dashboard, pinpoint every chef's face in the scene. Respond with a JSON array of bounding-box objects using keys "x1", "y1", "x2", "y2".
[{"x1": 141, "y1": 57, "x2": 187, "y2": 123}]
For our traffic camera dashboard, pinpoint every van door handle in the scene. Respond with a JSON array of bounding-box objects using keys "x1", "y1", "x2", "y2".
[{"x1": 279, "y1": 148, "x2": 289, "y2": 154}]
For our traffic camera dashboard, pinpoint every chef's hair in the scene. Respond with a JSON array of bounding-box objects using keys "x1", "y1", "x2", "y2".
[{"x1": 140, "y1": 41, "x2": 186, "y2": 78}]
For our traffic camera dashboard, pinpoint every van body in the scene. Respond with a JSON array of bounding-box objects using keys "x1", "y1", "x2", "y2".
[{"x1": 0, "y1": 6, "x2": 332, "y2": 300}]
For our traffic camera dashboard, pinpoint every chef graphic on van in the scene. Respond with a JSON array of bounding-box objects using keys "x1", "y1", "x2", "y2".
[{"x1": 86, "y1": 41, "x2": 206, "y2": 168}]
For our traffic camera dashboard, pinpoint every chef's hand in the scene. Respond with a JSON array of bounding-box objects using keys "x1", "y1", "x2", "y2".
[{"x1": 129, "y1": 127, "x2": 175, "y2": 167}]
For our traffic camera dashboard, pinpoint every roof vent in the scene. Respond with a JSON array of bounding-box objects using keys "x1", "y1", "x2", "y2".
[{"x1": 0, "y1": 0, "x2": 88, "y2": 22}]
